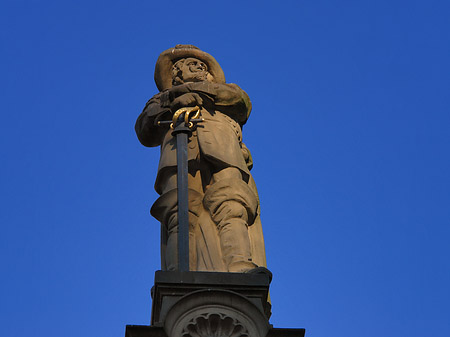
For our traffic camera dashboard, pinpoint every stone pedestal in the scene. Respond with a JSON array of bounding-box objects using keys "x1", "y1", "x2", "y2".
[{"x1": 125, "y1": 271, "x2": 305, "y2": 337}]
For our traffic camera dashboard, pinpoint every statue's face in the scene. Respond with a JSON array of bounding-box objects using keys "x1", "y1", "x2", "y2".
[{"x1": 172, "y1": 57, "x2": 213, "y2": 84}]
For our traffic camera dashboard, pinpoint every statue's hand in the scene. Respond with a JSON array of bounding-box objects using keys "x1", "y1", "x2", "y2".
[
  {"x1": 170, "y1": 92, "x2": 203, "y2": 112},
  {"x1": 168, "y1": 83, "x2": 192, "y2": 97}
]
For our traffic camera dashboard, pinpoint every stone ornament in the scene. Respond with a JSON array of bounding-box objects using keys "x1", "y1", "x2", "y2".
[
  {"x1": 182, "y1": 312, "x2": 248, "y2": 337},
  {"x1": 164, "y1": 290, "x2": 269, "y2": 337}
]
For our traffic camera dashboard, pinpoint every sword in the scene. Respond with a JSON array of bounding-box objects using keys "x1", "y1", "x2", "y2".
[{"x1": 158, "y1": 106, "x2": 203, "y2": 271}]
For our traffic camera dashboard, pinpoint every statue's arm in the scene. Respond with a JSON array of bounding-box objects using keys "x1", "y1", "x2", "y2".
[
  {"x1": 174, "y1": 82, "x2": 252, "y2": 124},
  {"x1": 135, "y1": 93, "x2": 171, "y2": 147},
  {"x1": 137, "y1": 83, "x2": 252, "y2": 138}
]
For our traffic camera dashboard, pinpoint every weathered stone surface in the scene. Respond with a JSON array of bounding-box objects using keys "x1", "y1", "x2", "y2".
[
  {"x1": 127, "y1": 271, "x2": 276, "y2": 337},
  {"x1": 150, "y1": 271, "x2": 271, "y2": 326},
  {"x1": 163, "y1": 289, "x2": 269, "y2": 337},
  {"x1": 128, "y1": 46, "x2": 306, "y2": 337},
  {"x1": 125, "y1": 324, "x2": 306, "y2": 337},
  {"x1": 135, "y1": 45, "x2": 267, "y2": 273}
]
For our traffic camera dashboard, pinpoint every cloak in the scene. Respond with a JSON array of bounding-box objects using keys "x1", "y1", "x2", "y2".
[{"x1": 159, "y1": 174, "x2": 268, "y2": 272}]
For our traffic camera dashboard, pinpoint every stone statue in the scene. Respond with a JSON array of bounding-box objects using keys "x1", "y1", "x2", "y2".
[{"x1": 135, "y1": 45, "x2": 268, "y2": 273}]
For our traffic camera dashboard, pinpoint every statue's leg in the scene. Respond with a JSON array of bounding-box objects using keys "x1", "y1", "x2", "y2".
[
  {"x1": 151, "y1": 170, "x2": 203, "y2": 271},
  {"x1": 204, "y1": 167, "x2": 259, "y2": 272}
]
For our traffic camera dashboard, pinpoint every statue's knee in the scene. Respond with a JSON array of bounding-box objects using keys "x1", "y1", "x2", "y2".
[
  {"x1": 151, "y1": 189, "x2": 178, "y2": 224},
  {"x1": 151, "y1": 188, "x2": 203, "y2": 224},
  {"x1": 203, "y1": 178, "x2": 258, "y2": 224},
  {"x1": 213, "y1": 200, "x2": 248, "y2": 224}
]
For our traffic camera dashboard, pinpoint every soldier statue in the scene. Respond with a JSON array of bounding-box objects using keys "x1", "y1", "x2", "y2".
[{"x1": 135, "y1": 45, "x2": 268, "y2": 273}]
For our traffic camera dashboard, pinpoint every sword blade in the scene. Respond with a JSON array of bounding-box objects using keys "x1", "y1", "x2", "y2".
[{"x1": 175, "y1": 129, "x2": 190, "y2": 272}]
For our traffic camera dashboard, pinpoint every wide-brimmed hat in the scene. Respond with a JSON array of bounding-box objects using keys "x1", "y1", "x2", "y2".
[{"x1": 154, "y1": 44, "x2": 226, "y2": 91}]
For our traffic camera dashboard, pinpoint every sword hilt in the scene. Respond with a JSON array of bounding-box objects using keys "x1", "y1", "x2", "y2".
[
  {"x1": 157, "y1": 106, "x2": 204, "y2": 129},
  {"x1": 157, "y1": 118, "x2": 204, "y2": 125}
]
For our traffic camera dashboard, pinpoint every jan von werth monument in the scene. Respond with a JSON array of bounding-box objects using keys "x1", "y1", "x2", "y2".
[
  {"x1": 135, "y1": 44, "x2": 267, "y2": 274},
  {"x1": 127, "y1": 45, "x2": 304, "y2": 337}
]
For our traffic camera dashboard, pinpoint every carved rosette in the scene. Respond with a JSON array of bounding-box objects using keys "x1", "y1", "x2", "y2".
[
  {"x1": 164, "y1": 290, "x2": 269, "y2": 337},
  {"x1": 182, "y1": 312, "x2": 249, "y2": 337}
]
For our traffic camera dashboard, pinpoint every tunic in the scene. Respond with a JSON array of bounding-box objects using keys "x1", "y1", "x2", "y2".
[{"x1": 135, "y1": 81, "x2": 252, "y2": 194}]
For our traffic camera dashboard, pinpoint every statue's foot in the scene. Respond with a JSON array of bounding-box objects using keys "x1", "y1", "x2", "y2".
[
  {"x1": 229, "y1": 262, "x2": 273, "y2": 282},
  {"x1": 245, "y1": 266, "x2": 273, "y2": 283},
  {"x1": 228, "y1": 261, "x2": 258, "y2": 273}
]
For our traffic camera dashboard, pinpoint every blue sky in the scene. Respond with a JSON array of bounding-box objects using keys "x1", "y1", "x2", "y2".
[{"x1": 1, "y1": 1, "x2": 449, "y2": 336}]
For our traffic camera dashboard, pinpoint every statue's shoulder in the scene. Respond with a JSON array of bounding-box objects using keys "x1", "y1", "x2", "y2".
[{"x1": 148, "y1": 91, "x2": 163, "y2": 103}]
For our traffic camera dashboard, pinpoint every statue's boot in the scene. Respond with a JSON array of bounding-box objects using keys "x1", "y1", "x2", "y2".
[
  {"x1": 151, "y1": 188, "x2": 203, "y2": 271},
  {"x1": 204, "y1": 178, "x2": 259, "y2": 272}
]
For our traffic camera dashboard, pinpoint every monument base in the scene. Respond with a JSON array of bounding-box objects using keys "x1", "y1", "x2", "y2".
[
  {"x1": 126, "y1": 325, "x2": 305, "y2": 337},
  {"x1": 125, "y1": 271, "x2": 305, "y2": 337}
]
